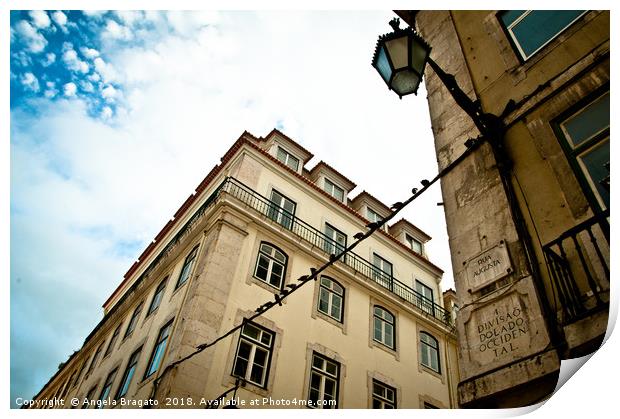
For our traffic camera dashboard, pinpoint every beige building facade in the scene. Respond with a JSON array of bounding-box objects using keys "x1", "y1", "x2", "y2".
[
  {"x1": 31, "y1": 129, "x2": 458, "y2": 409},
  {"x1": 397, "y1": 10, "x2": 609, "y2": 408}
]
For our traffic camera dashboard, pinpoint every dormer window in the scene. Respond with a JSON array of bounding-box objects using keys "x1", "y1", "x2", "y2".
[
  {"x1": 406, "y1": 234, "x2": 423, "y2": 255},
  {"x1": 276, "y1": 146, "x2": 300, "y2": 172},
  {"x1": 367, "y1": 207, "x2": 383, "y2": 224},
  {"x1": 324, "y1": 178, "x2": 345, "y2": 202}
]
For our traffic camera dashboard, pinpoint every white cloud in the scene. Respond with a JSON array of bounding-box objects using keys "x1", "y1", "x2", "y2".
[
  {"x1": 29, "y1": 11, "x2": 51, "y2": 29},
  {"x1": 63, "y1": 82, "x2": 77, "y2": 97},
  {"x1": 51, "y1": 11, "x2": 68, "y2": 33},
  {"x1": 88, "y1": 72, "x2": 101, "y2": 83},
  {"x1": 62, "y1": 48, "x2": 89, "y2": 74},
  {"x1": 80, "y1": 47, "x2": 100, "y2": 60},
  {"x1": 81, "y1": 81, "x2": 95, "y2": 93},
  {"x1": 14, "y1": 20, "x2": 47, "y2": 53},
  {"x1": 83, "y1": 11, "x2": 107, "y2": 18},
  {"x1": 165, "y1": 11, "x2": 219, "y2": 37},
  {"x1": 101, "y1": 106, "x2": 113, "y2": 119},
  {"x1": 12, "y1": 51, "x2": 32, "y2": 67},
  {"x1": 102, "y1": 19, "x2": 133, "y2": 41},
  {"x1": 20, "y1": 72, "x2": 40, "y2": 92},
  {"x1": 44, "y1": 81, "x2": 57, "y2": 99},
  {"x1": 101, "y1": 85, "x2": 118, "y2": 101},
  {"x1": 114, "y1": 11, "x2": 144, "y2": 27},
  {"x1": 41, "y1": 52, "x2": 56, "y2": 67},
  {"x1": 93, "y1": 57, "x2": 118, "y2": 83}
]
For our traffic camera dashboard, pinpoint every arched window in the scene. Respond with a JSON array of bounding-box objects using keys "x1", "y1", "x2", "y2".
[
  {"x1": 420, "y1": 332, "x2": 440, "y2": 373},
  {"x1": 318, "y1": 277, "x2": 345, "y2": 322},
  {"x1": 373, "y1": 306, "x2": 395, "y2": 349},
  {"x1": 254, "y1": 242, "x2": 288, "y2": 289}
]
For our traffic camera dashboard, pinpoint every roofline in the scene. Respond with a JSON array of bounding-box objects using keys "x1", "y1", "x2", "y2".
[
  {"x1": 104, "y1": 129, "x2": 444, "y2": 311},
  {"x1": 390, "y1": 218, "x2": 432, "y2": 242},
  {"x1": 350, "y1": 190, "x2": 392, "y2": 215},
  {"x1": 262, "y1": 128, "x2": 314, "y2": 162},
  {"x1": 308, "y1": 161, "x2": 357, "y2": 190}
]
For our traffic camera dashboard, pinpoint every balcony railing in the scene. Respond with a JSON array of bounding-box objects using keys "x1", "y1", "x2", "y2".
[
  {"x1": 543, "y1": 209, "x2": 610, "y2": 325},
  {"x1": 215, "y1": 177, "x2": 452, "y2": 326}
]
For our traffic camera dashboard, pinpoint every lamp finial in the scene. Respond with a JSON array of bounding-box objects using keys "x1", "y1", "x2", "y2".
[{"x1": 388, "y1": 17, "x2": 401, "y2": 32}]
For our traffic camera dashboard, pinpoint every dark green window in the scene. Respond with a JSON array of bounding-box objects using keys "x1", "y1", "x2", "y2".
[
  {"x1": 557, "y1": 91, "x2": 610, "y2": 210},
  {"x1": 499, "y1": 11, "x2": 586, "y2": 60}
]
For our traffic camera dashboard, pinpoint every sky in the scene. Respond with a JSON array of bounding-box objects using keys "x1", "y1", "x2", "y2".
[{"x1": 8, "y1": 8, "x2": 454, "y2": 407}]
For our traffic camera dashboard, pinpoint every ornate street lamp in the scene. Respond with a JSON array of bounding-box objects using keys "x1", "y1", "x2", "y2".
[
  {"x1": 371, "y1": 18, "x2": 431, "y2": 98},
  {"x1": 372, "y1": 17, "x2": 504, "y2": 138}
]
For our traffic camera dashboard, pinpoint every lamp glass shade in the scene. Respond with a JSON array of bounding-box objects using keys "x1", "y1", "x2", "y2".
[
  {"x1": 391, "y1": 70, "x2": 420, "y2": 97},
  {"x1": 411, "y1": 37, "x2": 429, "y2": 75},
  {"x1": 375, "y1": 46, "x2": 392, "y2": 83},
  {"x1": 385, "y1": 36, "x2": 409, "y2": 69}
]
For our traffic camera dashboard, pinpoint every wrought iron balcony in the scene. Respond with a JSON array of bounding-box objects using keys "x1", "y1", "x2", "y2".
[
  {"x1": 543, "y1": 209, "x2": 610, "y2": 325},
  {"x1": 214, "y1": 177, "x2": 452, "y2": 326}
]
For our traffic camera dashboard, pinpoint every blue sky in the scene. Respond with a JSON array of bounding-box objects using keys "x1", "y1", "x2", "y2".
[{"x1": 9, "y1": 9, "x2": 454, "y2": 407}]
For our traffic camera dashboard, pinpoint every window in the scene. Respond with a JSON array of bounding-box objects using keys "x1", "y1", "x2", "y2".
[
  {"x1": 276, "y1": 146, "x2": 300, "y2": 171},
  {"x1": 147, "y1": 277, "x2": 168, "y2": 316},
  {"x1": 254, "y1": 242, "x2": 287, "y2": 289},
  {"x1": 405, "y1": 234, "x2": 423, "y2": 254},
  {"x1": 420, "y1": 332, "x2": 440, "y2": 373},
  {"x1": 557, "y1": 91, "x2": 610, "y2": 210},
  {"x1": 415, "y1": 280, "x2": 435, "y2": 315},
  {"x1": 324, "y1": 178, "x2": 345, "y2": 201},
  {"x1": 123, "y1": 301, "x2": 144, "y2": 339},
  {"x1": 82, "y1": 385, "x2": 97, "y2": 409},
  {"x1": 499, "y1": 11, "x2": 586, "y2": 60},
  {"x1": 175, "y1": 245, "x2": 199, "y2": 289},
  {"x1": 232, "y1": 322, "x2": 274, "y2": 387},
  {"x1": 366, "y1": 207, "x2": 383, "y2": 224},
  {"x1": 268, "y1": 189, "x2": 296, "y2": 229},
  {"x1": 115, "y1": 346, "x2": 142, "y2": 399},
  {"x1": 104, "y1": 324, "x2": 122, "y2": 357},
  {"x1": 324, "y1": 223, "x2": 347, "y2": 257},
  {"x1": 86, "y1": 343, "x2": 103, "y2": 375},
  {"x1": 372, "y1": 379, "x2": 396, "y2": 409},
  {"x1": 373, "y1": 306, "x2": 395, "y2": 349},
  {"x1": 308, "y1": 352, "x2": 339, "y2": 409},
  {"x1": 372, "y1": 253, "x2": 393, "y2": 289},
  {"x1": 97, "y1": 368, "x2": 118, "y2": 409},
  {"x1": 318, "y1": 277, "x2": 345, "y2": 322},
  {"x1": 73, "y1": 361, "x2": 86, "y2": 388},
  {"x1": 144, "y1": 319, "x2": 174, "y2": 379}
]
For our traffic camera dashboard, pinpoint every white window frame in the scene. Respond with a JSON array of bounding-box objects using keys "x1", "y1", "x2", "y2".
[
  {"x1": 318, "y1": 277, "x2": 345, "y2": 323},
  {"x1": 268, "y1": 189, "x2": 296, "y2": 229},
  {"x1": 372, "y1": 379, "x2": 396, "y2": 409},
  {"x1": 372, "y1": 253, "x2": 393, "y2": 288},
  {"x1": 276, "y1": 146, "x2": 300, "y2": 172},
  {"x1": 232, "y1": 322, "x2": 274, "y2": 388},
  {"x1": 324, "y1": 223, "x2": 347, "y2": 256},
  {"x1": 366, "y1": 207, "x2": 382, "y2": 223},
  {"x1": 324, "y1": 178, "x2": 345, "y2": 202},
  {"x1": 415, "y1": 280, "x2": 435, "y2": 315},
  {"x1": 175, "y1": 245, "x2": 199, "y2": 289},
  {"x1": 308, "y1": 352, "x2": 339, "y2": 409},
  {"x1": 406, "y1": 234, "x2": 423, "y2": 254},
  {"x1": 373, "y1": 306, "x2": 395, "y2": 349},
  {"x1": 420, "y1": 332, "x2": 440, "y2": 373},
  {"x1": 253, "y1": 242, "x2": 287, "y2": 289}
]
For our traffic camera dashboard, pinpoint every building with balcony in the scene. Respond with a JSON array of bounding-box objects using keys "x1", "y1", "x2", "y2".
[
  {"x1": 397, "y1": 10, "x2": 609, "y2": 407},
  {"x1": 30, "y1": 129, "x2": 458, "y2": 409}
]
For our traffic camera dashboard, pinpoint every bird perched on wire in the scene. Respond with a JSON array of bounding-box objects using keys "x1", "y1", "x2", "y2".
[{"x1": 421, "y1": 179, "x2": 430, "y2": 187}]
